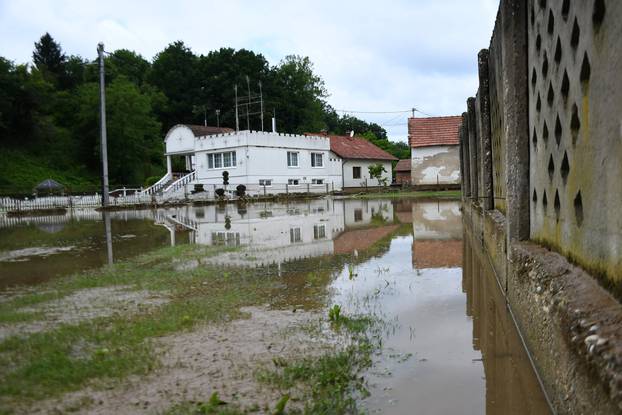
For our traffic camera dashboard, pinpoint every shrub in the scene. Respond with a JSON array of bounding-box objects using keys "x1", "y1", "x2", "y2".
[
  {"x1": 215, "y1": 188, "x2": 225, "y2": 198},
  {"x1": 235, "y1": 184, "x2": 246, "y2": 197}
]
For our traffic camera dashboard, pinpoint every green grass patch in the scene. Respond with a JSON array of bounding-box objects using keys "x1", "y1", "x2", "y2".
[
  {"x1": 255, "y1": 314, "x2": 379, "y2": 414},
  {"x1": 0, "y1": 244, "x2": 274, "y2": 404},
  {"x1": 348, "y1": 189, "x2": 461, "y2": 200}
]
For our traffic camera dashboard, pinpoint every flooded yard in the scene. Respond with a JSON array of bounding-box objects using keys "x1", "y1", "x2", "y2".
[{"x1": 0, "y1": 198, "x2": 550, "y2": 414}]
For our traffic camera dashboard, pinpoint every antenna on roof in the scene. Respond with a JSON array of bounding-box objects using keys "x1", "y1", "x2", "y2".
[
  {"x1": 233, "y1": 77, "x2": 265, "y2": 132},
  {"x1": 412, "y1": 107, "x2": 416, "y2": 118}
]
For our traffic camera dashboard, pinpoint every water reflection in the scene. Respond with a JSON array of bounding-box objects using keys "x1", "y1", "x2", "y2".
[
  {"x1": 463, "y1": 233, "x2": 551, "y2": 414},
  {"x1": 158, "y1": 199, "x2": 396, "y2": 267}
]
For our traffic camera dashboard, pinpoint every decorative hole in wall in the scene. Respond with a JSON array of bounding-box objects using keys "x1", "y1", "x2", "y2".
[
  {"x1": 543, "y1": 120, "x2": 549, "y2": 144},
  {"x1": 543, "y1": 189, "x2": 548, "y2": 210},
  {"x1": 533, "y1": 188, "x2": 538, "y2": 203},
  {"x1": 542, "y1": 52, "x2": 549, "y2": 77},
  {"x1": 561, "y1": 151, "x2": 570, "y2": 183},
  {"x1": 539, "y1": 0, "x2": 546, "y2": 9},
  {"x1": 547, "y1": 82, "x2": 555, "y2": 106},
  {"x1": 561, "y1": 70, "x2": 570, "y2": 99},
  {"x1": 593, "y1": 0, "x2": 605, "y2": 28},
  {"x1": 554, "y1": 190, "x2": 561, "y2": 221},
  {"x1": 531, "y1": 4, "x2": 536, "y2": 26},
  {"x1": 536, "y1": 34, "x2": 542, "y2": 51},
  {"x1": 548, "y1": 154, "x2": 555, "y2": 180},
  {"x1": 574, "y1": 191, "x2": 583, "y2": 226},
  {"x1": 571, "y1": 103, "x2": 581, "y2": 144},
  {"x1": 555, "y1": 115, "x2": 562, "y2": 145},
  {"x1": 532, "y1": 67, "x2": 537, "y2": 90},
  {"x1": 547, "y1": 10, "x2": 555, "y2": 34},
  {"x1": 554, "y1": 37, "x2": 562, "y2": 63},
  {"x1": 571, "y1": 18, "x2": 580, "y2": 49},
  {"x1": 537, "y1": 93, "x2": 542, "y2": 112},
  {"x1": 561, "y1": 0, "x2": 570, "y2": 20},
  {"x1": 580, "y1": 52, "x2": 591, "y2": 83},
  {"x1": 532, "y1": 127, "x2": 538, "y2": 148}
]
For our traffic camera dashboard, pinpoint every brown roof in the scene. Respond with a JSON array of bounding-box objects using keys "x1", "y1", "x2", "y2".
[
  {"x1": 186, "y1": 125, "x2": 234, "y2": 137},
  {"x1": 334, "y1": 225, "x2": 400, "y2": 254},
  {"x1": 395, "y1": 159, "x2": 411, "y2": 171},
  {"x1": 312, "y1": 134, "x2": 397, "y2": 161},
  {"x1": 412, "y1": 239, "x2": 463, "y2": 268},
  {"x1": 408, "y1": 116, "x2": 462, "y2": 148}
]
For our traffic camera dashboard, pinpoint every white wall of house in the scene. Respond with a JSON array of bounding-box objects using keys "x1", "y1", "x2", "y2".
[
  {"x1": 341, "y1": 159, "x2": 393, "y2": 188},
  {"x1": 410, "y1": 145, "x2": 460, "y2": 185},
  {"x1": 190, "y1": 131, "x2": 342, "y2": 190},
  {"x1": 165, "y1": 125, "x2": 196, "y2": 154}
]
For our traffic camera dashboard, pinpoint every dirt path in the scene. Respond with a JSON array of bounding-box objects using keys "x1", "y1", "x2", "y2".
[{"x1": 26, "y1": 306, "x2": 334, "y2": 414}]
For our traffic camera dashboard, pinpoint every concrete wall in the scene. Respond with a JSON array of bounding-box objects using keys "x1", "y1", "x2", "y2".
[
  {"x1": 459, "y1": 0, "x2": 622, "y2": 412},
  {"x1": 165, "y1": 125, "x2": 196, "y2": 155},
  {"x1": 410, "y1": 145, "x2": 460, "y2": 186},
  {"x1": 528, "y1": 0, "x2": 622, "y2": 281},
  {"x1": 341, "y1": 159, "x2": 392, "y2": 188}
]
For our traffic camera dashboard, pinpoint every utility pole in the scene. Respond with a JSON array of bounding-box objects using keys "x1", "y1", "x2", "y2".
[
  {"x1": 234, "y1": 85, "x2": 239, "y2": 132},
  {"x1": 216, "y1": 109, "x2": 220, "y2": 127},
  {"x1": 97, "y1": 42, "x2": 110, "y2": 207},
  {"x1": 259, "y1": 80, "x2": 264, "y2": 131},
  {"x1": 245, "y1": 75, "x2": 251, "y2": 130},
  {"x1": 412, "y1": 107, "x2": 416, "y2": 118}
]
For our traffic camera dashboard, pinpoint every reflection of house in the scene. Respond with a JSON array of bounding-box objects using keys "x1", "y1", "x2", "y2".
[
  {"x1": 395, "y1": 159, "x2": 411, "y2": 185},
  {"x1": 334, "y1": 225, "x2": 399, "y2": 254},
  {"x1": 408, "y1": 116, "x2": 462, "y2": 189},
  {"x1": 411, "y1": 200, "x2": 462, "y2": 269},
  {"x1": 160, "y1": 199, "x2": 396, "y2": 267}
]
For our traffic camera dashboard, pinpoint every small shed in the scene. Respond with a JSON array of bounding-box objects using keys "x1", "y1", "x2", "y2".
[
  {"x1": 395, "y1": 159, "x2": 412, "y2": 185},
  {"x1": 34, "y1": 179, "x2": 65, "y2": 196}
]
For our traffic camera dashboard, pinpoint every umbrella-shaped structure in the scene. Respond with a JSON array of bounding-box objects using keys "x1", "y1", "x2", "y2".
[{"x1": 34, "y1": 179, "x2": 65, "y2": 196}]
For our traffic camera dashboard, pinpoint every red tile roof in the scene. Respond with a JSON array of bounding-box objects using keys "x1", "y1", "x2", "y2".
[
  {"x1": 186, "y1": 125, "x2": 234, "y2": 137},
  {"x1": 395, "y1": 159, "x2": 411, "y2": 171},
  {"x1": 308, "y1": 133, "x2": 397, "y2": 161},
  {"x1": 408, "y1": 116, "x2": 462, "y2": 148}
]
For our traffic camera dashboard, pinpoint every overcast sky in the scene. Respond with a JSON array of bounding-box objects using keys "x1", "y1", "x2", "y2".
[{"x1": 0, "y1": 0, "x2": 499, "y2": 142}]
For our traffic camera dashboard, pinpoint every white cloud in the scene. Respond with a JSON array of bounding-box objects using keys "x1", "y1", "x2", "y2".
[{"x1": 0, "y1": 0, "x2": 499, "y2": 142}]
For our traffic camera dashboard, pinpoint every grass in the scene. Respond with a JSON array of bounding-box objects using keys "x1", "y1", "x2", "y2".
[
  {"x1": 0, "y1": 244, "x2": 275, "y2": 404},
  {"x1": 255, "y1": 312, "x2": 379, "y2": 414},
  {"x1": 347, "y1": 189, "x2": 461, "y2": 200}
]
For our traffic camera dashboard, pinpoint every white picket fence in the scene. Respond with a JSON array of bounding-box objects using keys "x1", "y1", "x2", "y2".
[{"x1": 0, "y1": 193, "x2": 161, "y2": 213}]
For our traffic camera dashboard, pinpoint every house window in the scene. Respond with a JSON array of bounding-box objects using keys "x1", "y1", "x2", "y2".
[
  {"x1": 211, "y1": 232, "x2": 240, "y2": 246},
  {"x1": 207, "y1": 151, "x2": 236, "y2": 169},
  {"x1": 354, "y1": 208, "x2": 363, "y2": 222},
  {"x1": 312, "y1": 179, "x2": 324, "y2": 185},
  {"x1": 352, "y1": 166, "x2": 361, "y2": 179},
  {"x1": 311, "y1": 153, "x2": 323, "y2": 167},
  {"x1": 287, "y1": 151, "x2": 299, "y2": 167},
  {"x1": 288, "y1": 179, "x2": 300, "y2": 186},
  {"x1": 313, "y1": 224, "x2": 326, "y2": 239},
  {"x1": 259, "y1": 179, "x2": 272, "y2": 186},
  {"x1": 290, "y1": 227, "x2": 302, "y2": 243}
]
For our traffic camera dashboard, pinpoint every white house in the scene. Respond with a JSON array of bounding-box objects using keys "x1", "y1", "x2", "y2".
[
  {"x1": 146, "y1": 125, "x2": 342, "y2": 197},
  {"x1": 408, "y1": 116, "x2": 462, "y2": 188},
  {"x1": 312, "y1": 133, "x2": 397, "y2": 189}
]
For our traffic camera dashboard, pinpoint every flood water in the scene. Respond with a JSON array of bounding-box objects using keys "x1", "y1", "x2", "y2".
[{"x1": 0, "y1": 198, "x2": 551, "y2": 414}]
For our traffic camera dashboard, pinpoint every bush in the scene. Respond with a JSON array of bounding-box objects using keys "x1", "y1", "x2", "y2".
[
  {"x1": 215, "y1": 188, "x2": 225, "y2": 198},
  {"x1": 192, "y1": 184, "x2": 204, "y2": 193},
  {"x1": 144, "y1": 176, "x2": 161, "y2": 187},
  {"x1": 236, "y1": 184, "x2": 246, "y2": 197}
]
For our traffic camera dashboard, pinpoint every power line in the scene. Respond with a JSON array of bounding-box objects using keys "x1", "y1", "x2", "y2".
[{"x1": 335, "y1": 109, "x2": 411, "y2": 114}]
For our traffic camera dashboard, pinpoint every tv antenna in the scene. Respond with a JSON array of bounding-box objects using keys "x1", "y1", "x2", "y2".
[{"x1": 234, "y1": 77, "x2": 264, "y2": 132}]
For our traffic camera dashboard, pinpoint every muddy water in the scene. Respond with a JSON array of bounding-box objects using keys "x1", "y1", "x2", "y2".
[
  {"x1": 0, "y1": 198, "x2": 551, "y2": 413},
  {"x1": 0, "y1": 210, "x2": 189, "y2": 288}
]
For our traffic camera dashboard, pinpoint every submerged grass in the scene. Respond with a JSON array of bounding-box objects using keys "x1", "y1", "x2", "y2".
[{"x1": 255, "y1": 313, "x2": 379, "y2": 414}]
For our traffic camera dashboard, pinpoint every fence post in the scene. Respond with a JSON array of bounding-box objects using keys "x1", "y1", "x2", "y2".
[
  {"x1": 286, "y1": 184, "x2": 289, "y2": 197},
  {"x1": 325, "y1": 183, "x2": 329, "y2": 195},
  {"x1": 307, "y1": 183, "x2": 310, "y2": 194}
]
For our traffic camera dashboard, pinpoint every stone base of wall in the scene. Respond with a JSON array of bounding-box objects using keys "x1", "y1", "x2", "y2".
[{"x1": 463, "y1": 201, "x2": 622, "y2": 415}]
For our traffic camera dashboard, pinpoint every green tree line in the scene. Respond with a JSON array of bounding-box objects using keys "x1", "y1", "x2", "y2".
[{"x1": 0, "y1": 33, "x2": 409, "y2": 194}]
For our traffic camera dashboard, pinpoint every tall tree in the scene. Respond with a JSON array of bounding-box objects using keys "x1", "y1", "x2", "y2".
[{"x1": 32, "y1": 33, "x2": 66, "y2": 83}]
